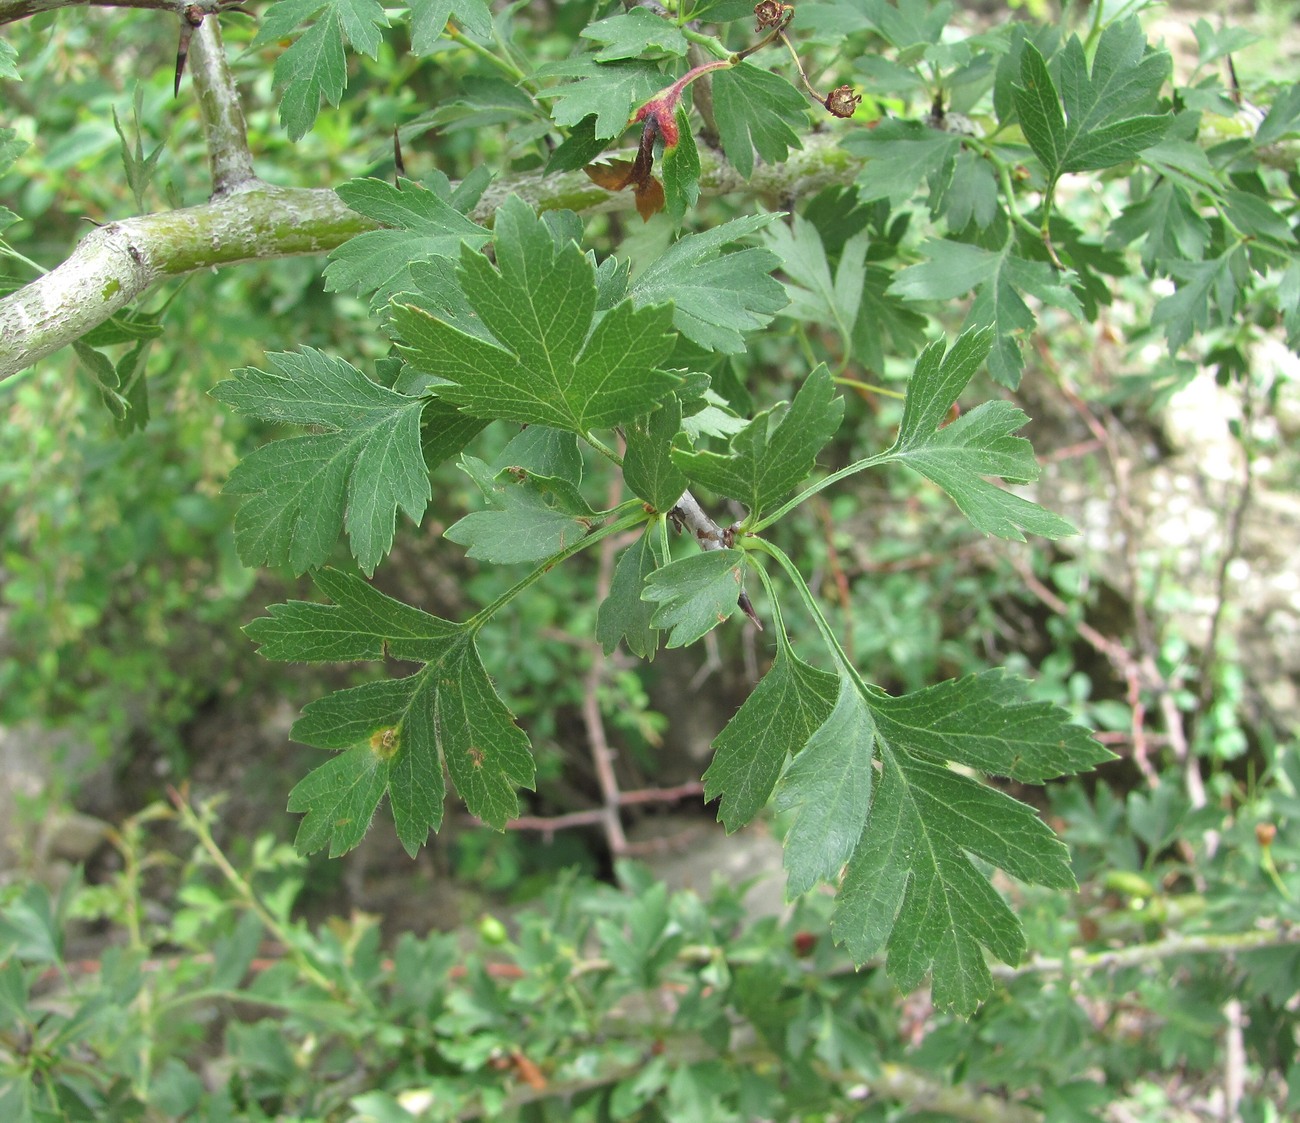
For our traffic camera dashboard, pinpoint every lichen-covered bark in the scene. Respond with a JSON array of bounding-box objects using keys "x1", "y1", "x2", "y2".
[
  {"x1": 0, "y1": 188, "x2": 374, "y2": 380},
  {"x1": 0, "y1": 134, "x2": 859, "y2": 382},
  {"x1": 0, "y1": 0, "x2": 224, "y2": 26}
]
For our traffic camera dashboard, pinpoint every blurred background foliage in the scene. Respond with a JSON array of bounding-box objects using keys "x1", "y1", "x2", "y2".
[{"x1": 2, "y1": 0, "x2": 1300, "y2": 1119}]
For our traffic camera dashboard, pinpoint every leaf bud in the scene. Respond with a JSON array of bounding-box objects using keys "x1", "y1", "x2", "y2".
[
  {"x1": 1256, "y1": 822, "x2": 1276, "y2": 848},
  {"x1": 824, "y1": 85, "x2": 862, "y2": 119}
]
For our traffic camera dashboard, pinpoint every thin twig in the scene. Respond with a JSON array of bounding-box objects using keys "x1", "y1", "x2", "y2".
[
  {"x1": 583, "y1": 456, "x2": 631, "y2": 856},
  {"x1": 991, "y1": 923, "x2": 1300, "y2": 980},
  {"x1": 1194, "y1": 376, "x2": 1255, "y2": 723},
  {"x1": 1222, "y1": 997, "x2": 1245, "y2": 1123},
  {"x1": 1010, "y1": 555, "x2": 1161, "y2": 788}
]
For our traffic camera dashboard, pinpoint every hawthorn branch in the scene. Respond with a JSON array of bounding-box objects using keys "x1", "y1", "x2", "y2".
[
  {"x1": 0, "y1": 133, "x2": 859, "y2": 382},
  {"x1": 0, "y1": 187, "x2": 376, "y2": 380},
  {"x1": 189, "y1": 15, "x2": 256, "y2": 192},
  {"x1": 991, "y1": 923, "x2": 1300, "y2": 980},
  {"x1": 0, "y1": 0, "x2": 230, "y2": 23}
]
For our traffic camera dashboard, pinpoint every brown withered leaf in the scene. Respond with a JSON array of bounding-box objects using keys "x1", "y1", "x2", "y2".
[
  {"x1": 633, "y1": 176, "x2": 665, "y2": 221},
  {"x1": 585, "y1": 161, "x2": 637, "y2": 191}
]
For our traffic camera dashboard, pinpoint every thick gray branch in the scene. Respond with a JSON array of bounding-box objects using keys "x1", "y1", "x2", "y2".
[
  {"x1": 0, "y1": 134, "x2": 861, "y2": 383},
  {"x1": 0, "y1": 0, "x2": 228, "y2": 25},
  {"x1": 190, "y1": 16, "x2": 256, "y2": 192},
  {"x1": 0, "y1": 187, "x2": 374, "y2": 380}
]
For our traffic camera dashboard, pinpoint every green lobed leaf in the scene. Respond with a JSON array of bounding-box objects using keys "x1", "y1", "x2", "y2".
[
  {"x1": 859, "y1": 0, "x2": 949, "y2": 50},
  {"x1": 934, "y1": 148, "x2": 1000, "y2": 232},
  {"x1": 287, "y1": 743, "x2": 392, "y2": 858},
  {"x1": 580, "y1": 9, "x2": 688, "y2": 62},
  {"x1": 869, "y1": 670, "x2": 1114, "y2": 782},
  {"x1": 624, "y1": 396, "x2": 688, "y2": 513},
  {"x1": 844, "y1": 119, "x2": 961, "y2": 209},
  {"x1": 212, "y1": 348, "x2": 431, "y2": 575},
  {"x1": 444, "y1": 455, "x2": 596, "y2": 565},
  {"x1": 1108, "y1": 180, "x2": 1211, "y2": 273},
  {"x1": 596, "y1": 529, "x2": 663, "y2": 659},
  {"x1": 325, "y1": 177, "x2": 491, "y2": 304},
  {"x1": 889, "y1": 238, "x2": 1083, "y2": 389},
  {"x1": 256, "y1": 0, "x2": 391, "y2": 140},
  {"x1": 882, "y1": 329, "x2": 1076, "y2": 540},
  {"x1": 765, "y1": 217, "x2": 868, "y2": 356},
  {"x1": 1151, "y1": 251, "x2": 1241, "y2": 352},
  {"x1": 672, "y1": 366, "x2": 843, "y2": 523},
  {"x1": 629, "y1": 214, "x2": 787, "y2": 354},
  {"x1": 641, "y1": 549, "x2": 746, "y2": 647},
  {"x1": 271, "y1": 573, "x2": 537, "y2": 855},
  {"x1": 1013, "y1": 21, "x2": 1170, "y2": 181},
  {"x1": 661, "y1": 106, "x2": 701, "y2": 221},
  {"x1": 407, "y1": 0, "x2": 493, "y2": 53},
  {"x1": 711, "y1": 63, "x2": 807, "y2": 180},
  {"x1": 801, "y1": 663, "x2": 1101, "y2": 1014},
  {"x1": 393, "y1": 197, "x2": 680, "y2": 434},
  {"x1": 1192, "y1": 18, "x2": 1261, "y2": 68},
  {"x1": 702, "y1": 639, "x2": 839, "y2": 832},
  {"x1": 832, "y1": 744, "x2": 1071, "y2": 1014},
  {"x1": 536, "y1": 56, "x2": 666, "y2": 140},
  {"x1": 245, "y1": 567, "x2": 460, "y2": 663},
  {"x1": 773, "y1": 677, "x2": 876, "y2": 898}
]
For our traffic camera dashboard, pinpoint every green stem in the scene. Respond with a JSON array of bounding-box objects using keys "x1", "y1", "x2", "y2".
[
  {"x1": 997, "y1": 923, "x2": 1300, "y2": 979},
  {"x1": 750, "y1": 450, "x2": 890, "y2": 533},
  {"x1": 1081, "y1": 0, "x2": 1106, "y2": 54},
  {"x1": 1260, "y1": 847, "x2": 1294, "y2": 901},
  {"x1": 585, "y1": 431, "x2": 622, "y2": 466},
  {"x1": 467, "y1": 507, "x2": 648, "y2": 630},
  {"x1": 1040, "y1": 179, "x2": 1063, "y2": 269},
  {"x1": 0, "y1": 243, "x2": 46, "y2": 274},
  {"x1": 747, "y1": 538, "x2": 867, "y2": 694},
  {"x1": 984, "y1": 146, "x2": 1042, "y2": 243},
  {"x1": 748, "y1": 551, "x2": 796, "y2": 658},
  {"x1": 680, "y1": 26, "x2": 730, "y2": 59},
  {"x1": 170, "y1": 788, "x2": 350, "y2": 1003},
  {"x1": 833, "y1": 375, "x2": 904, "y2": 400},
  {"x1": 447, "y1": 21, "x2": 528, "y2": 84}
]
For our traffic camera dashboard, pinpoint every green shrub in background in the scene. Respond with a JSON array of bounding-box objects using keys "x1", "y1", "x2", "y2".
[
  {"x1": 2, "y1": 0, "x2": 1299, "y2": 1118},
  {"x1": 1, "y1": 766, "x2": 1297, "y2": 1121}
]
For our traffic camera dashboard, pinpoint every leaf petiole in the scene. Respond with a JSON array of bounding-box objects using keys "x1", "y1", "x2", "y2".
[
  {"x1": 746, "y1": 537, "x2": 870, "y2": 698},
  {"x1": 832, "y1": 375, "x2": 905, "y2": 400},
  {"x1": 467, "y1": 506, "x2": 649, "y2": 631},
  {"x1": 749, "y1": 451, "x2": 888, "y2": 533}
]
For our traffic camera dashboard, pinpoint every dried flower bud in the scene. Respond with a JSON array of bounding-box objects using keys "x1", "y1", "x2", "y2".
[
  {"x1": 1256, "y1": 822, "x2": 1277, "y2": 848},
  {"x1": 754, "y1": 0, "x2": 786, "y2": 31},
  {"x1": 824, "y1": 84, "x2": 862, "y2": 119}
]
